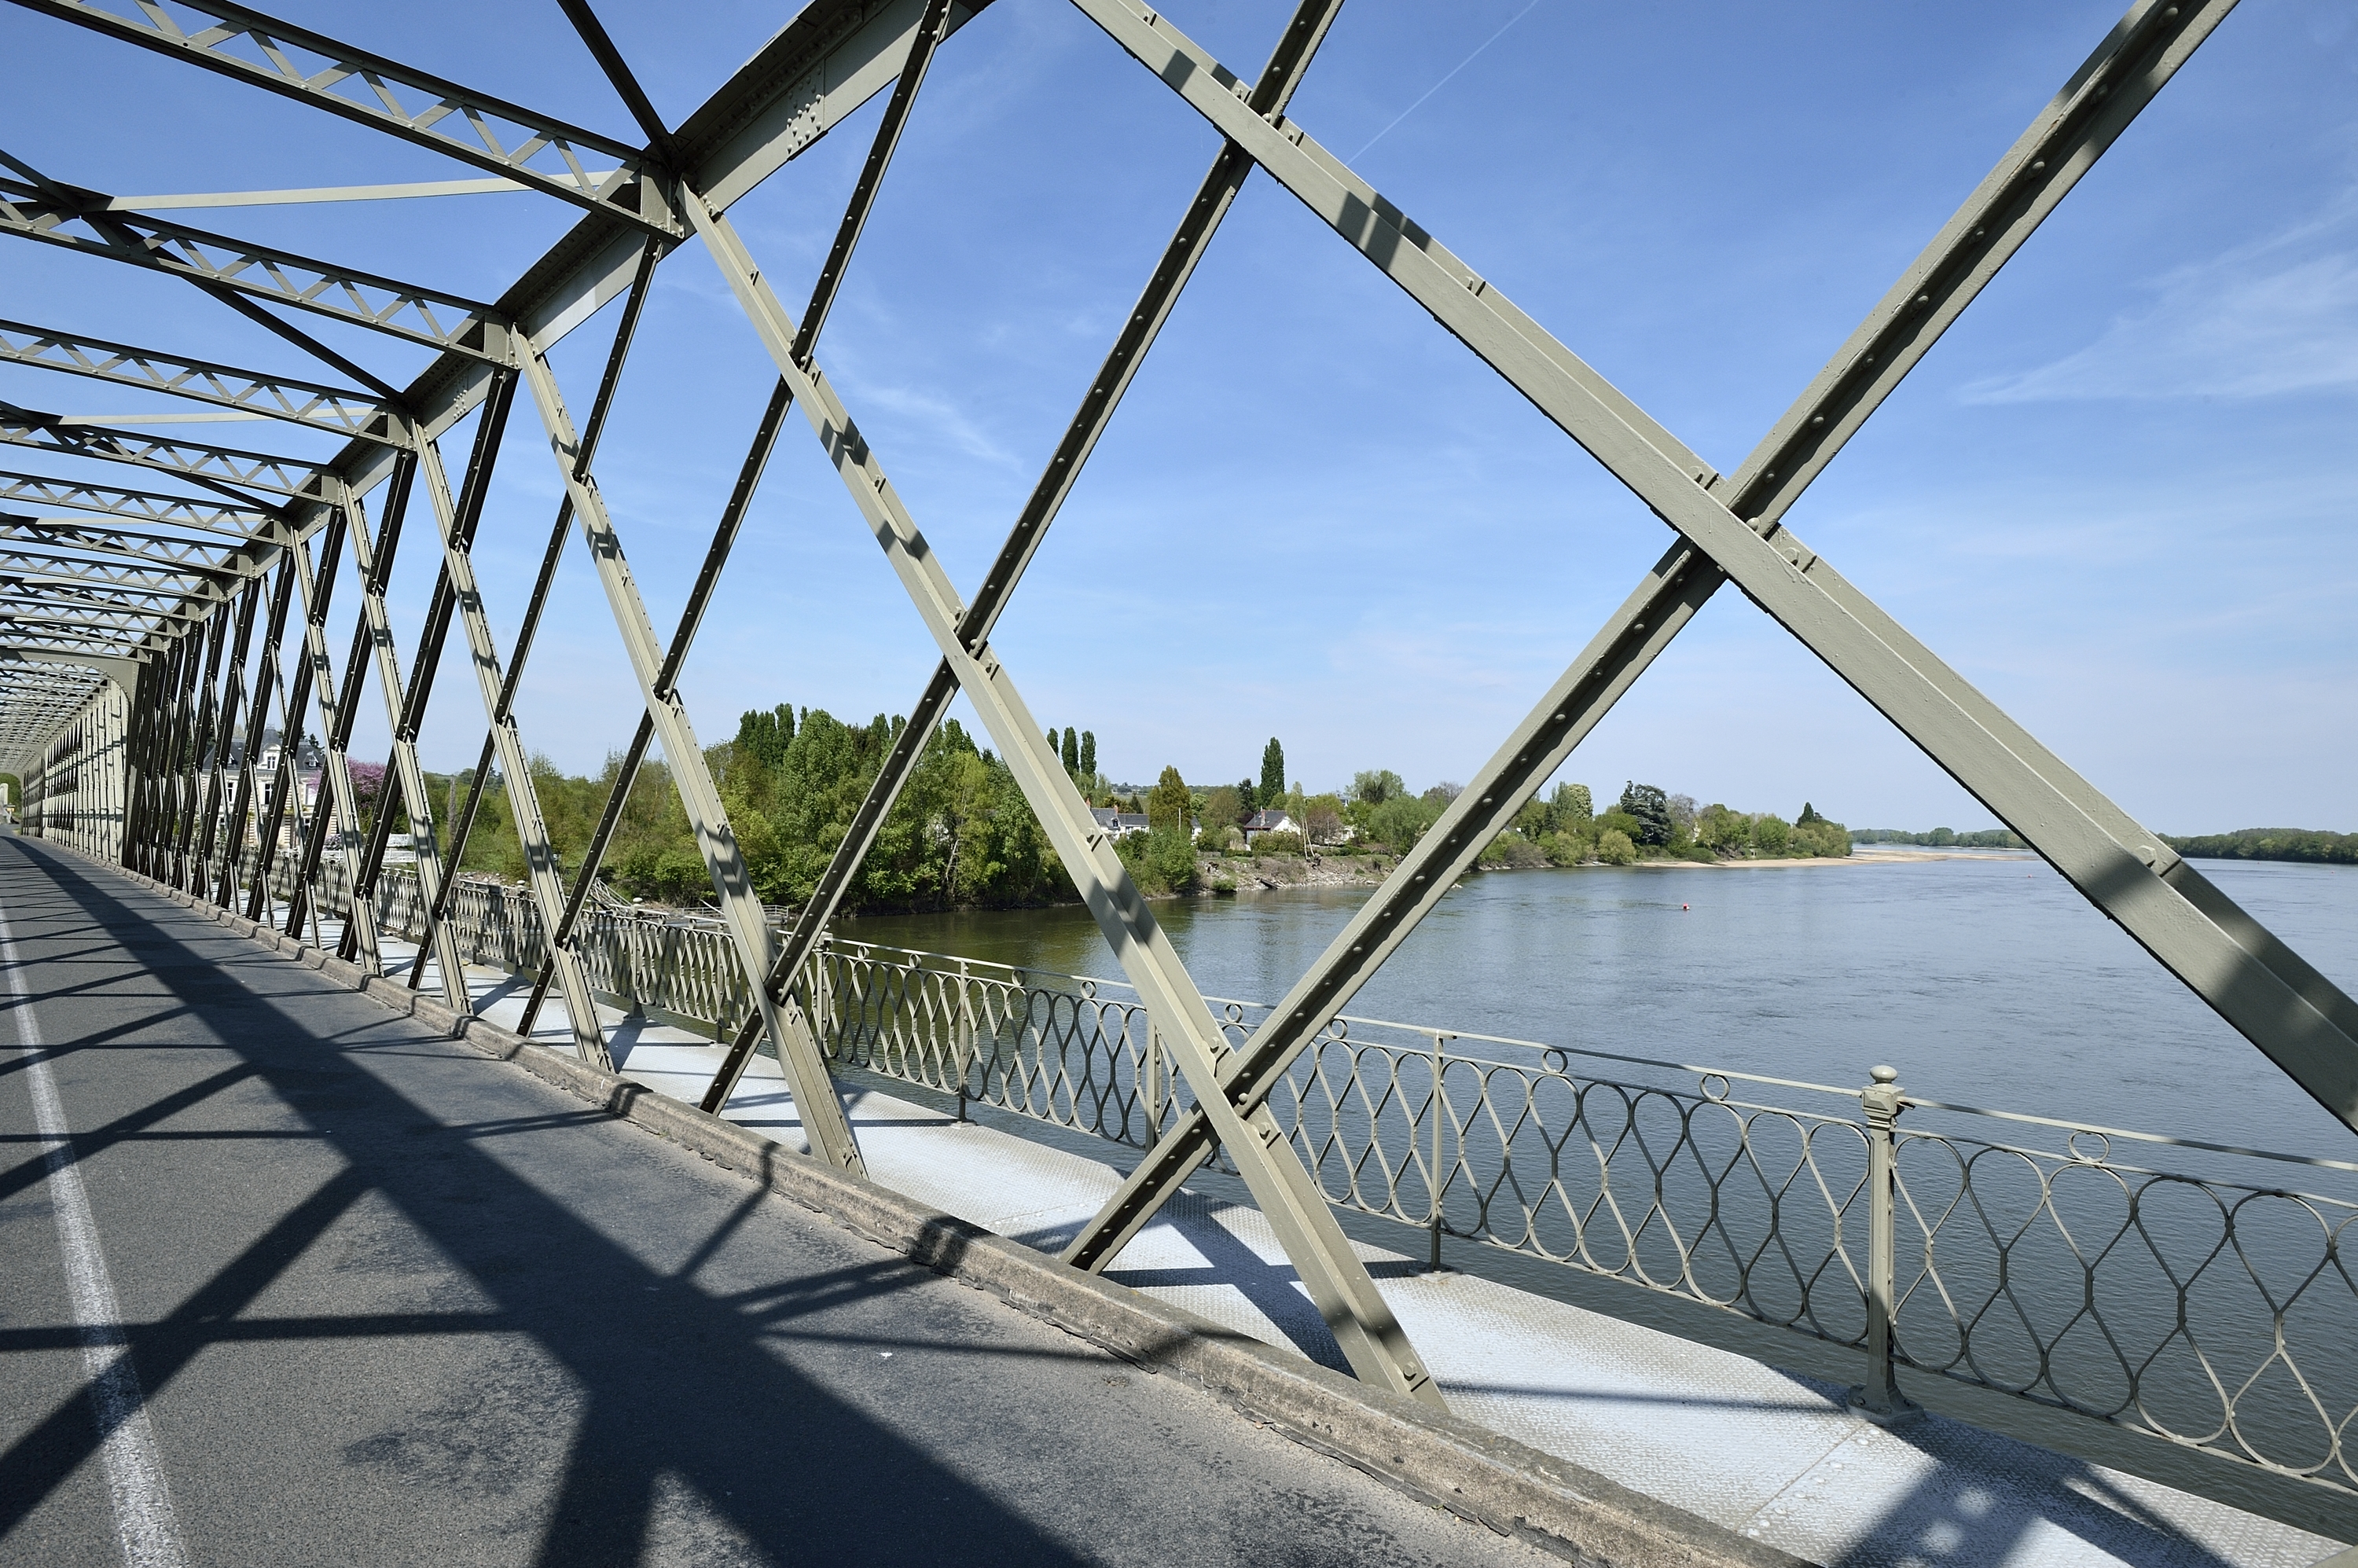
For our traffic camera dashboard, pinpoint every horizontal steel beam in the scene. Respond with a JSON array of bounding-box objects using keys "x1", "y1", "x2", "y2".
[
  {"x1": 0, "y1": 513, "x2": 255, "y2": 561},
  {"x1": 0, "y1": 411, "x2": 321, "y2": 506},
  {"x1": 0, "y1": 472, "x2": 277, "y2": 533},
  {"x1": 104, "y1": 174, "x2": 619, "y2": 210},
  {"x1": 0, "y1": 549, "x2": 233, "y2": 601},
  {"x1": 0, "y1": 318, "x2": 406, "y2": 444},
  {"x1": 6, "y1": 0, "x2": 676, "y2": 235},
  {"x1": 0, "y1": 172, "x2": 509, "y2": 362}
]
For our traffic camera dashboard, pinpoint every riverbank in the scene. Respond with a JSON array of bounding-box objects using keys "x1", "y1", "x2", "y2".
[{"x1": 1185, "y1": 843, "x2": 2032, "y2": 894}]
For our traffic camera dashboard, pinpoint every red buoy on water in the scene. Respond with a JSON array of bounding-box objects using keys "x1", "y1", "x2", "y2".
[{"x1": 1682, "y1": 903, "x2": 1689, "y2": 911}]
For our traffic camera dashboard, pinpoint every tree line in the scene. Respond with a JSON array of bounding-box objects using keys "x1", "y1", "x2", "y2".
[
  {"x1": 2161, "y1": 828, "x2": 2358, "y2": 865},
  {"x1": 1849, "y1": 826, "x2": 2025, "y2": 849},
  {"x1": 373, "y1": 707, "x2": 1852, "y2": 912}
]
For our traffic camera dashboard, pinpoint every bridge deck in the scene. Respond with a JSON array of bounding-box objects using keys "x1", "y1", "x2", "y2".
[
  {"x1": 9, "y1": 840, "x2": 2349, "y2": 1566},
  {"x1": 0, "y1": 838, "x2": 1558, "y2": 1567}
]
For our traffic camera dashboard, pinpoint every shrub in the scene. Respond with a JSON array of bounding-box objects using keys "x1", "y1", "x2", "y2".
[
  {"x1": 1540, "y1": 831, "x2": 1592, "y2": 865},
  {"x1": 1791, "y1": 818, "x2": 1851, "y2": 858},
  {"x1": 1478, "y1": 831, "x2": 1549, "y2": 868},
  {"x1": 1129, "y1": 825, "x2": 1196, "y2": 895},
  {"x1": 1596, "y1": 808, "x2": 1643, "y2": 843},
  {"x1": 1750, "y1": 814, "x2": 1791, "y2": 857},
  {"x1": 1367, "y1": 793, "x2": 1438, "y2": 852},
  {"x1": 1252, "y1": 830, "x2": 1303, "y2": 856},
  {"x1": 1595, "y1": 828, "x2": 1636, "y2": 865}
]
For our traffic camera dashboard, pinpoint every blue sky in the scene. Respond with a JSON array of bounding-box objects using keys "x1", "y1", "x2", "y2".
[{"x1": 2, "y1": 0, "x2": 2352, "y2": 833}]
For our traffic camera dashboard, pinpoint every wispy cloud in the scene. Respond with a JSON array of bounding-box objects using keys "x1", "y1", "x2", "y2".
[
  {"x1": 1962, "y1": 196, "x2": 2358, "y2": 403},
  {"x1": 834, "y1": 379, "x2": 1019, "y2": 468}
]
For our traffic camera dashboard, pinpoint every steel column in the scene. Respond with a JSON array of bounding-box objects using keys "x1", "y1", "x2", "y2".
[
  {"x1": 700, "y1": 0, "x2": 1346, "y2": 1114},
  {"x1": 515, "y1": 347, "x2": 865, "y2": 1176},
  {"x1": 432, "y1": 239, "x2": 661, "y2": 1005},
  {"x1": 689, "y1": 196, "x2": 1444, "y2": 1407},
  {"x1": 213, "y1": 555, "x2": 296, "y2": 908},
  {"x1": 284, "y1": 505, "x2": 378, "y2": 962},
  {"x1": 406, "y1": 376, "x2": 609, "y2": 1066}
]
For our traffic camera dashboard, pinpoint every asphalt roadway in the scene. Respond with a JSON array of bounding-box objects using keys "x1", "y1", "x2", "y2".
[{"x1": 0, "y1": 837, "x2": 1554, "y2": 1567}]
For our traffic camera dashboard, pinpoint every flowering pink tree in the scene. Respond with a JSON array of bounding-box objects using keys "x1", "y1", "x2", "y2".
[{"x1": 347, "y1": 760, "x2": 386, "y2": 823}]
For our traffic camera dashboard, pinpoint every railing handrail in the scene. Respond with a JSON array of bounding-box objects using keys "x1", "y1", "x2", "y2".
[{"x1": 817, "y1": 936, "x2": 2355, "y2": 1184}]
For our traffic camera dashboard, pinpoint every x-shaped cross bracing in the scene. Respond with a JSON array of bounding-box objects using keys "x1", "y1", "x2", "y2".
[
  {"x1": 7, "y1": 0, "x2": 2352, "y2": 1412},
  {"x1": 673, "y1": 0, "x2": 2356, "y2": 1399}
]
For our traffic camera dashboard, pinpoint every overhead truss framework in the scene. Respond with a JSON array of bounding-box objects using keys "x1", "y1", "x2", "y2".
[{"x1": 2, "y1": 0, "x2": 2348, "y2": 1413}]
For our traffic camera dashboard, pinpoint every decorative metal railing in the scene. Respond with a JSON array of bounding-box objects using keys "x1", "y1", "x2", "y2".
[
  {"x1": 245, "y1": 859, "x2": 2357, "y2": 1502},
  {"x1": 810, "y1": 939, "x2": 2358, "y2": 1504},
  {"x1": 264, "y1": 857, "x2": 756, "y2": 1034}
]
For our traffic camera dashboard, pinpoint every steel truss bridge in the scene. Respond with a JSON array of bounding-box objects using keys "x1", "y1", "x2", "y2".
[{"x1": 2, "y1": 0, "x2": 2352, "y2": 1416}]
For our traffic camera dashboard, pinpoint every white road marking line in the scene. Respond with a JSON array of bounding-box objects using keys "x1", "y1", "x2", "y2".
[{"x1": 2, "y1": 896, "x2": 189, "y2": 1568}]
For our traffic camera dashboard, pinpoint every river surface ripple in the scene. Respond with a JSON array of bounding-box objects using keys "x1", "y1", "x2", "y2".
[{"x1": 839, "y1": 855, "x2": 2358, "y2": 1162}]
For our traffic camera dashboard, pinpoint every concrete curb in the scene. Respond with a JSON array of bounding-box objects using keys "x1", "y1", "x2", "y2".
[{"x1": 90, "y1": 853, "x2": 1799, "y2": 1568}]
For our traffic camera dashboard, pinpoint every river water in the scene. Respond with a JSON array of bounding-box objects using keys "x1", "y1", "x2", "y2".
[{"x1": 839, "y1": 854, "x2": 2358, "y2": 1162}]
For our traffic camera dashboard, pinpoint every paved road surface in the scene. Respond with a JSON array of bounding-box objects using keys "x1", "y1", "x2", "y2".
[{"x1": 0, "y1": 838, "x2": 1548, "y2": 1566}]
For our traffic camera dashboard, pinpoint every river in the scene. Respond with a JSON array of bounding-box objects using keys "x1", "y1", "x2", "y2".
[{"x1": 837, "y1": 853, "x2": 2358, "y2": 1161}]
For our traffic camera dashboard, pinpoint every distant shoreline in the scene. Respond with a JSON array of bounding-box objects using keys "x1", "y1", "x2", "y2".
[
  {"x1": 1712, "y1": 847, "x2": 2034, "y2": 868},
  {"x1": 1203, "y1": 846, "x2": 2035, "y2": 892}
]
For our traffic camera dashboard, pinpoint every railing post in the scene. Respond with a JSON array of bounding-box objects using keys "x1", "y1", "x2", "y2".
[
  {"x1": 954, "y1": 957, "x2": 972, "y2": 1122},
  {"x1": 811, "y1": 936, "x2": 831, "y2": 1059},
  {"x1": 1852, "y1": 1063, "x2": 1919, "y2": 1423},
  {"x1": 1428, "y1": 1031, "x2": 1450, "y2": 1273},
  {"x1": 1146, "y1": 1023, "x2": 1162, "y2": 1140}
]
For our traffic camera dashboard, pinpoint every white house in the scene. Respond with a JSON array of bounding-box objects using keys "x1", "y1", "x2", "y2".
[
  {"x1": 1242, "y1": 808, "x2": 1298, "y2": 846},
  {"x1": 1089, "y1": 806, "x2": 1153, "y2": 839}
]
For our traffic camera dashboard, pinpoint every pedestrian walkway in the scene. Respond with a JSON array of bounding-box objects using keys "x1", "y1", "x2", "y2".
[
  {"x1": 0, "y1": 839, "x2": 1560, "y2": 1567},
  {"x1": 177, "y1": 864, "x2": 2358, "y2": 1563}
]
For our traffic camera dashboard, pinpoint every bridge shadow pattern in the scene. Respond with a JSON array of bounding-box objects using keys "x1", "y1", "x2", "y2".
[{"x1": 0, "y1": 839, "x2": 1539, "y2": 1567}]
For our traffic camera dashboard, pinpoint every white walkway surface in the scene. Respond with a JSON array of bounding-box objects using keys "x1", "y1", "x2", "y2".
[{"x1": 343, "y1": 929, "x2": 2348, "y2": 1568}]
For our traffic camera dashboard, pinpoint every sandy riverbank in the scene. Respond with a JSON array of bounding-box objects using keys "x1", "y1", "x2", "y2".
[{"x1": 1702, "y1": 847, "x2": 2034, "y2": 868}]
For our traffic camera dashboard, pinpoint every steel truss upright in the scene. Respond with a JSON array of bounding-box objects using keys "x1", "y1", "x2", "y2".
[{"x1": 2, "y1": 0, "x2": 2349, "y2": 1421}]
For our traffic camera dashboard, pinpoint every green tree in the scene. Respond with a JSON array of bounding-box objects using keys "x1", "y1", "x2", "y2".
[
  {"x1": 1259, "y1": 737, "x2": 1285, "y2": 804},
  {"x1": 1203, "y1": 784, "x2": 1246, "y2": 831},
  {"x1": 1061, "y1": 726, "x2": 1080, "y2": 775},
  {"x1": 1146, "y1": 765, "x2": 1192, "y2": 835},
  {"x1": 1350, "y1": 769, "x2": 1404, "y2": 805},
  {"x1": 1596, "y1": 807, "x2": 1643, "y2": 843},
  {"x1": 1367, "y1": 792, "x2": 1438, "y2": 851},
  {"x1": 1791, "y1": 814, "x2": 1851, "y2": 858},
  {"x1": 1696, "y1": 803, "x2": 1750, "y2": 855},
  {"x1": 1752, "y1": 813, "x2": 1791, "y2": 857},
  {"x1": 1618, "y1": 781, "x2": 1673, "y2": 846},
  {"x1": 1595, "y1": 828, "x2": 1636, "y2": 865},
  {"x1": 1079, "y1": 729, "x2": 1096, "y2": 778},
  {"x1": 734, "y1": 704, "x2": 795, "y2": 770}
]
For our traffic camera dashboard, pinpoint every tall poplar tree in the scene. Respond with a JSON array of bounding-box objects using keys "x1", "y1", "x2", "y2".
[
  {"x1": 1259, "y1": 737, "x2": 1285, "y2": 807},
  {"x1": 1078, "y1": 730, "x2": 1096, "y2": 778},
  {"x1": 1061, "y1": 727, "x2": 1080, "y2": 775}
]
